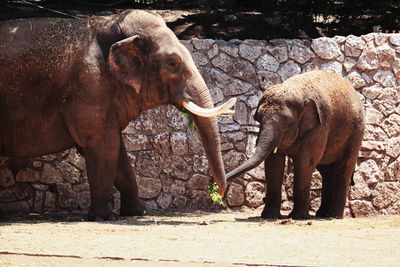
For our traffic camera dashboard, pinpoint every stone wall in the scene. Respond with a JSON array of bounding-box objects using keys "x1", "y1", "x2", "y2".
[{"x1": 1, "y1": 34, "x2": 400, "y2": 217}]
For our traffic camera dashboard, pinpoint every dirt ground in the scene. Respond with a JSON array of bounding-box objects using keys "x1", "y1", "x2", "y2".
[{"x1": 1, "y1": 209, "x2": 400, "y2": 266}]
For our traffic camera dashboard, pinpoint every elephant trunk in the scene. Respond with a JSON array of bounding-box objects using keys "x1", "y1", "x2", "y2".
[
  {"x1": 226, "y1": 122, "x2": 280, "y2": 180},
  {"x1": 187, "y1": 78, "x2": 227, "y2": 195}
]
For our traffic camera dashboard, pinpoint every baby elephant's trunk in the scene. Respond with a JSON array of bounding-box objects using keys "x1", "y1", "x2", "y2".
[{"x1": 226, "y1": 122, "x2": 279, "y2": 180}]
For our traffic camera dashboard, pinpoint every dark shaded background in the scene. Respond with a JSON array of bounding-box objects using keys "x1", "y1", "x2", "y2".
[{"x1": 0, "y1": 0, "x2": 399, "y2": 41}]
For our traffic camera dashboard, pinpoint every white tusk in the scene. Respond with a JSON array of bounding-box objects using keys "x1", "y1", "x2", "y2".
[
  {"x1": 218, "y1": 110, "x2": 235, "y2": 117},
  {"x1": 182, "y1": 98, "x2": 236, "y2": 117},
  {"x1": 273, "y1": 147, "x2": 278, "y2": 154}
]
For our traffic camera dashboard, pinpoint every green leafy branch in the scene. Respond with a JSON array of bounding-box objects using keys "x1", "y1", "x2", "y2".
[
  {"x1": 207, "y1": 182, "x2": 223, "y2": 205},
  {"x1": 180, "y1": 107, "x2": 195, "y2": 130},
  {"x1": 180, "y1": 108, "x2": 199, "y2": 143}
]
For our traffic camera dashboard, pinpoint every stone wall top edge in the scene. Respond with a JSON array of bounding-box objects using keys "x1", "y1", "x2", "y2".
[{"x1": 184, "y1": 33, "x2": 400, "y2": 44}]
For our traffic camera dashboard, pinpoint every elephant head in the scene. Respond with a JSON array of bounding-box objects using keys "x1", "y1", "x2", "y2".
[
  {"x1": 106, "y1": 11, "x2": 233, "y2": 194},
  {"x1": 226, "y1": 84, "x2": 322, "y2": 180}
]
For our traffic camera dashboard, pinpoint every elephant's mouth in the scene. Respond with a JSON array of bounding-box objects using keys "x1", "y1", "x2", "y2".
[{"x1": 181, "y1": 97, "x2": 236, "y2": 117}]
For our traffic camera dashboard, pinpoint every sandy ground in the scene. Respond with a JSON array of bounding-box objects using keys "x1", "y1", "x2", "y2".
[{"x1": 0, "y1": 209, "x2": 400, "y2": 266}]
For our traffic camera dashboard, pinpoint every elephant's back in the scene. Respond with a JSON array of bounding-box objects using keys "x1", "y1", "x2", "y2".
[
  {"x1": 306, "y1": 70, "x2": 365, "y2": 141},
  {"x1": 0, "y1": 18, "x2": 92, "y2": 61},
  {"x1": 311, "y1": 70, "x2": 364, "y2": 119},
  {"x1": 285, "y1": 70, "x2": 353, "y2": 95},
  {"x1": 0, "y1": 18, "x2": 96, "y2": 97},
  {"x1": 284, "y1": 70, "x2": 364, "y2": 131},
  {"x1": 286, "y1": 70, "x2": 361, "y2": 109}
]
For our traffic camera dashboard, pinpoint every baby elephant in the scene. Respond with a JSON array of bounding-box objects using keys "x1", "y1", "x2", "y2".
[{"x1": 227, "y1": 70, "x2": 365, "y2": 219}]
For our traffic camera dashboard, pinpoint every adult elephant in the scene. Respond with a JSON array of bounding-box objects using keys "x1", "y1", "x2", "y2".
[
  {"x1": 227, "y1": 70, "x2": 365, "y2": 219},
  {"x1": 0, "y1": 10, "x2": 234, "y2": 220}
]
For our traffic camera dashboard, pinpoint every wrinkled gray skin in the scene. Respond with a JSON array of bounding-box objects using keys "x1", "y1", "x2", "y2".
[
  {"x1": 0, "y1": 10, "x2": 227, "y2": 220},
  {"x1": 227, "y1": 70, "x2": 365, "y2": 219}
]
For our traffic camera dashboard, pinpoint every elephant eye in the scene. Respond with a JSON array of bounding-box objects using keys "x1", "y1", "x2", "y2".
[
  {"x1": 166, "y1": 53, "x2": 182, "y2": 72},
  {"x1": 167, "y1": 58, "x2": 178, "y2": 68}
]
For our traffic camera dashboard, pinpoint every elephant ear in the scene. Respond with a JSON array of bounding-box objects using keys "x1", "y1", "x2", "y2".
[
  {"x1": 107, "y1": 35, "x2": 146, "y2": 94},
  {"x1": 298, "y1": 98, "x2": 323, "y2": 139},
  {"x1": 254, "y1": 96, "x2": 266, "y2": 123}
]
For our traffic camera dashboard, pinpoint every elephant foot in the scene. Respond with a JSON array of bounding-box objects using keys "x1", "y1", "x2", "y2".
[
  {"x1": 261, "y1": 207, "x2": 282, "y2": 219},
  {"x1": 326, "y1": 211, "x2": 344, "y2": 219},
  {"x1": 288, "y1": 209, "x2": 310, "y2": 220},
  {"x1": 316, "y1": 208, "x2": 328, "y2": 218},
  {"x1": 317, "y1": 207, "x2": 344, "y2": 219},
  {"x1": 87, "y1": 208, "x2": 118, "y2": 221},
  {"x1": 120, "y1": 199, "x2": 147, "y2": 217}
]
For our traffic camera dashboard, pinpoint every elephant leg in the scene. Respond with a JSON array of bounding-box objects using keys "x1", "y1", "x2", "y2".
[
  {"x1": 328, "y1": 155, "x2": 358, "y2": 218},
  {"x1": 84, "y1": 131, "x2": 120, "y2": 221},
  {"x1": 261, "y1": 150, "x2": 285, "y2": 219},
  {"x1": 290, "y1": 148, "x2": 322, "y2": 220},
  {"x1": 316, "y1": 164, "x2": 334, "y2": 217},
  {"x1": 289, "y1": 129, "x2": 327, "y2": 220},
  {"x1": 114, "y1": 138, "x2": 146, "y2": 216}
]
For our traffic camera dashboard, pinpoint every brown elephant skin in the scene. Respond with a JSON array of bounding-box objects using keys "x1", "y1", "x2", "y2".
[
  {"x1": 226, "y1": 70, "x2": 365, "y2": 219},
  {"x1": 0, "y1": 10, "x2": 228, "y2": 220}
]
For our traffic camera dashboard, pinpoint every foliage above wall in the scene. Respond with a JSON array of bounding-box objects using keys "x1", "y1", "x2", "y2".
[{"x1": 1, "y1": 1, "x2": 399, "y2": 40}]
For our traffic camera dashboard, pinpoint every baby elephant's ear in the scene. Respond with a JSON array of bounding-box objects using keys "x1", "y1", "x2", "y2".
[
  {"x1": 254, "y1": 96, "x2": 266, "y2": 123},
  {"x1": 107, "y1": 35, "x2": 145, "y2": 94},
  {"x1": 298, "y1": 98, "x2": 323, "y2": 139}
]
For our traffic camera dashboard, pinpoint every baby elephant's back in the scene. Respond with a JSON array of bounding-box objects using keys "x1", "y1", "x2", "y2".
[
  {"x1": 288, "y1": 70, "x2": 365, "y2": 127},
  {"x1": 295, "y1": 70, "x2": 365, "y2": 163}
]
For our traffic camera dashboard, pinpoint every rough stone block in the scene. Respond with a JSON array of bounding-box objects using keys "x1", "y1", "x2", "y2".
[
  {"x1": 163, "y1": 155, "x2": 192, "y2": 180},
  {"x1": 239, "y1": 40, "x2": 265, "y2": 62},
  {"x1": 41, "y1": 164, "x2": 64, "y2": 184},
  {"x1": 226, "y1": 182, "x2": 244, "y2": 207},
  {"x1": 311, "y1": 37, "x2": 342, "y2": 60},
  {"x1": 211, "y1": 52, "x2": 234, "y2": 73},
  {"x1": 0, "y1": 168, "x2": 15, "y2": 188},
  {"x1": 188, "y1": 173, "x2": 210, "y2": 191},
  {"x1": 157, "y1": 192, "x2": 172, "y2": 209},
  {"x1": 135, "y1": 151, "x2": 162, "y2": 178},
  {"x1": 372, "y1": 182, "x2": 400, "y2": 210},
  {"x1": 245, "y1": 181, "x2": 265, "y2": 208},
  {"x1": 277, "y1": 60, "x2": 301, "y2": 81},
  {"x1": 344, "y1": 35, "x2": 366, "y2": 57},
  {"x1": 67, "y1": 148, "x2": 86, "y2": 171},
  {"x1": 170, "y1": 132, "x2": 188, "y2": 156},
  {"x1": 350, "y1": 200, "x2": 377, "y2": 217},
  {"x1": 137, "y1": 176, "x2": 162, "y2": 199}
]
